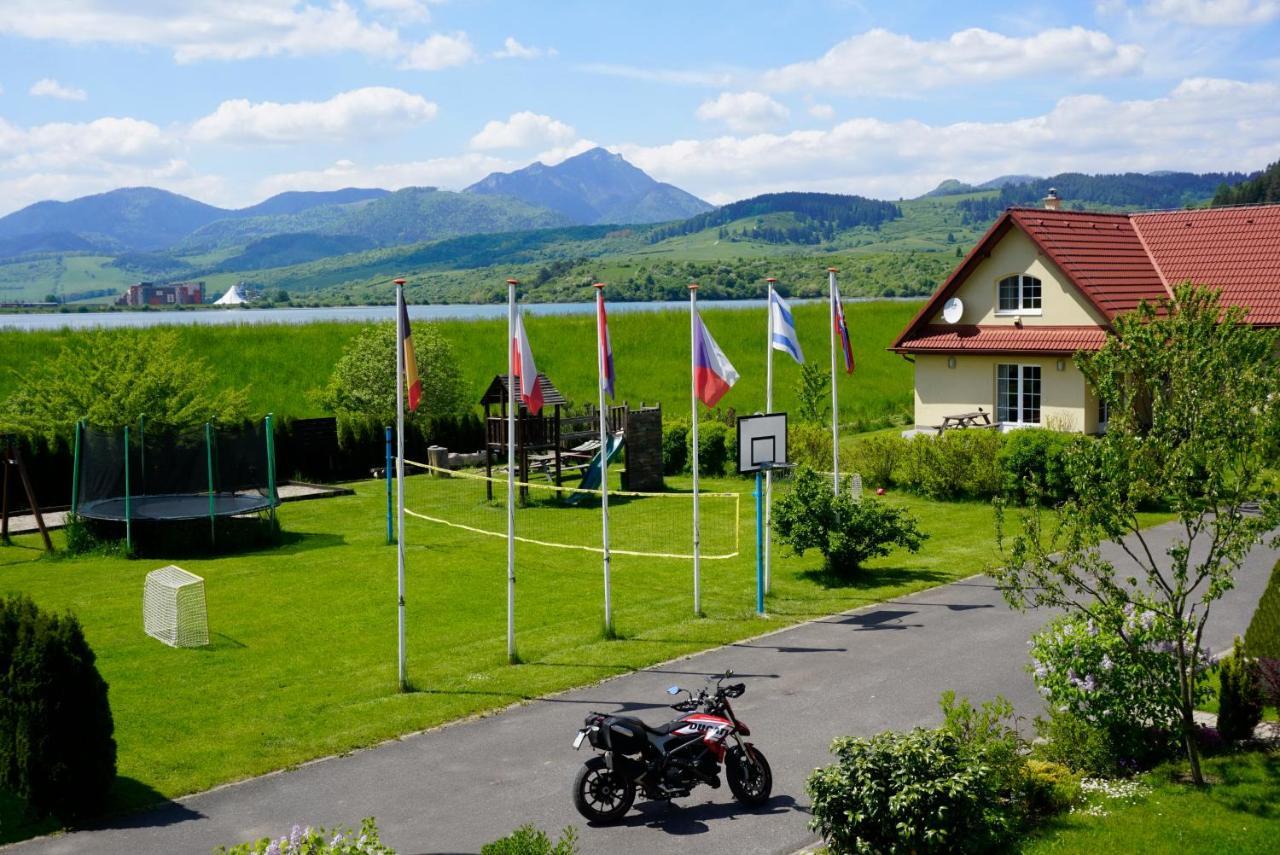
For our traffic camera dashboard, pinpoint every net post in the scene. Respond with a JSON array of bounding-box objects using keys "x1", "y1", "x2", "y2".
[
  {"x1": 385, "y1": 425, "x2": 393, "y2": 545},
  {"x1": 123, "y1": 425, "x2": 132, "y2": 553},
  {"x1": 70, "y1": 419, "x2": 82, "y2": 516},
  {"x1": 205, "y1": 422, "x2": 215, "y2": 546},
  {"x1": 265, "y1": 413, "x2": 278, "y2": 524}
]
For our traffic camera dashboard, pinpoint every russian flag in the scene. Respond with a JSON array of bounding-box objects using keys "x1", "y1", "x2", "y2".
[
  {"x1": 693, "y1": 312, "x2": 739, "y2": 408},
  {"x1": 833, "y1": 283, "x2": 854, "y2": 374},
  {"x1": 400, "y1": 298, "x2": 422, "y2": 412},
  {"x1": 512, "y1": 311, "x2": 544, "y2": 415},
  {"x1": 597, "y1": 287, "x2": 615, "y2": 399}
]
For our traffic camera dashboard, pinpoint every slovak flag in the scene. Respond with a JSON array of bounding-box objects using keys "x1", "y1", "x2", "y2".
[
  {"x1": 693, "y1": 312, "x2": 739, "y2": 408},
  {"x1": 833, "y1": 284, "x2": 854, "y2": 374},
  {"x1": 597, "y1": 288, "x2": 615, "y2": 399},
  {"x1": 512, "y1": 311, "x2": 544, "y2": 415},
  {"x1": 770, "y1": 290, "x2": 804, "y2": 364}
]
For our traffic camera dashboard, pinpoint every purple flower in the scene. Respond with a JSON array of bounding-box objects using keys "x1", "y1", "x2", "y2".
[
  {"x1": 290, "y1": 825, "x2": 303, "y2": 847},
  {"x1": 1087, "y1": 618, "x2": 1099, "y2": 637},
  {"x1": 1083, "y1": 675, "x2": 1098, "y2": 692},
  {"x1": 265, "y1": 843, "x2": 280, "y2": 855},
  {"x1": 1100, "y1": 654, "x2": 1114, "y2": 671}
]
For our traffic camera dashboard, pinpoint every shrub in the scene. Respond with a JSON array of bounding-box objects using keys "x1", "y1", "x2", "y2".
[
  {"x1": 789, "y1": 421, "x2": 832, "y2": 470},
  {"x1": 772, "y1": 466, "x2": 926, "y2": 573},
  {"x1": 849, "y1": 433, "x2": 906, "y2": 487},
  {"x1": 481, "y1": 824, "x2": 579, "y2": 855},
  {"x1": 0, "y1": 595, "x2": 117, "y2": 822},
  {"x1": 795, "y1": 362, "x2": 830, "y2": 423},
  {"x1": 1245, "y1": 560, "x2": 1280, "y2": 706},
  {"x1": 1032, "y1": 708, "x2": 1125, "y2": 778},
  {"x1": 662, "y1": 420, "x2": 689, "y2": 474},
  {"x1": 900, "y1": 430, "x2": 1003, "y2": 499},
  {"x1": 215, "y1": 818, "x2": 394, "y2": 854},
  {"x1": 687, "y1": 420, "x2": 729, "y2": 476},
  {"x1": 1217, "y1": 636, "x2": 1264, "y2": 742},
  {"x1": 1023, "y1": 760, "x2": 1081, "y2": 817},
  {"x1": 807, "y1": 728, "x2": 1015, "y2": 854},
  {"x1": 998, "y1": 428, "x2": 1080, "y2": 504}
]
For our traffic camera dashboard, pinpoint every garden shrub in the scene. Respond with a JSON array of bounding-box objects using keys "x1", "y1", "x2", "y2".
[
  {"x1": 687, "y1": 420, "x2": 730, "y2": 476},
  {"x1": 789, "y1": 421, "x2": 832, "y2": 470},
  {"x1": 807, "y1": 727, "x2": 1015, "y2": 854},
  {"x1": 772, "y1": 466, "x2": 926, "y2": 573},
  {"x1": 481, "y1": 824, "x2": 579, "y2": 855},
  {"x1": 849, "y1": 433, "x2": 906, "y2": 487},
  {"x1": 0, "y1": 595, "x2": 116, "y2": 822},
  {"x1": 1032, "y1": 708, "x2": 1125, "y2": 778},
  {"x1": 997, "y1": 428, "x2": 1080, "y2": 503},
  {"x1": 1245, "y1": 560, "x2": 1280, "y2": 706},
  {"x1": 900, "y1": 430, "x2": 1003, "y2": 499},
  {"x1": 215, "y1": 818, "x2": 393, "y2": 854},
  {"x1": 1023, "y1": 760, "x2": 1081, "y2": 817},
  {"x1": 1217, "y1": 636, "x2": 1264, "y2": 742},
  {"x1": 662, "y1": 420, "x2": 689, "y2": 474}
]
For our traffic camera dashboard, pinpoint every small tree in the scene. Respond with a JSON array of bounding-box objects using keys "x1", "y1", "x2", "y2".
[
  {"x1": 795, "y1": 362, "x2": 830, "y2": 424},
  {"x1": 319, "y1": 322, "x2": 466, "y2": 433},
  {"x1": 1217, "y1": 636, "x2": 1263, "y2": 743},
  {"x1": 994, "y1": 285, "x2": 1280, "y2": 785},
  {"x1": 773, "y1": 466, "x2": 926, "y2": 573}
]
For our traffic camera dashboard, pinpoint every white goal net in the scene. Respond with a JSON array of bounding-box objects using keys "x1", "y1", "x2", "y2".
[{"x1": 143, "y1": 565, "x2": 209, "y2": 648}]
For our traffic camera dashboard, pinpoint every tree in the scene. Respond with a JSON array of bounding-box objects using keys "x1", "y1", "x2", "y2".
[
  {"x1": 795, "y1": 362, "x2": 830, "y2": 424},
  {"x1": 319, "y1": 321, "x2": 466, "y2": 430},
  {"x1": 993, "y1": 285, "x2": 1280, "y2": 785},
  {"x1": 0, "y1": 329, "x2": 248, "y2": 443}
]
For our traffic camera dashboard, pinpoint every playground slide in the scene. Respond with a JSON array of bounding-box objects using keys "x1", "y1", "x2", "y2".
[{"x1": 566, "y1": 433, "x2": 625, "y2": 504}]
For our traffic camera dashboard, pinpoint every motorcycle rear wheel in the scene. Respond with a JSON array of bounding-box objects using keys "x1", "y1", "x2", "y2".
[
  {"x1": 726, "y1": 745, "x2": 773, "y2": 805},
  {"x1": 573, "y1": 755, "x2": 636, "y2": 824}
]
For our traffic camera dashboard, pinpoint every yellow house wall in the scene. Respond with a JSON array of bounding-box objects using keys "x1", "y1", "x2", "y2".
[{"x1": 914, "y1": 354, "x2": 1096, "y2": 433}]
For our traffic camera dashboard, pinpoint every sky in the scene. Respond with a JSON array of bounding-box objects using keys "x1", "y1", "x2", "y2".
[{"x1": 0, "y1": 0, "x2": 1278, "y2": 216}]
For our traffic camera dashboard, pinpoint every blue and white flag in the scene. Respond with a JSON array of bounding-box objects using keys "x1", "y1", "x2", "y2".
[{"x1": 769, "y1": 290, "x2": 804, "y2": 364}]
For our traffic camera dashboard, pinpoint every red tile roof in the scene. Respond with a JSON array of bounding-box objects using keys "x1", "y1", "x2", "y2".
[
  {"x1": 1132, "y1": 206, "x2": 1280, "y2": 326},
  {"x1": 891, "y1": 325, "x2": 1108, "y2": 355},
  {"x1": 891, "y1": 203, "x2": 1280, "y2": 353}
]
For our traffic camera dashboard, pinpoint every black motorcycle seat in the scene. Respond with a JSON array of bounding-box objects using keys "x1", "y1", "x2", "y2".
[{"x1": 610, "y1": 714, "x2": 682, "y2": 737}]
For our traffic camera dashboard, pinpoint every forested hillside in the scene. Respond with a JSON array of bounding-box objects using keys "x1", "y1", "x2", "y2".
[
  {"x1": 1213, "y1": 160, "x2": 1280, "y2": 206},
  {"x1": 649, "y1": 192, "x2": 902, "y2": 244}
]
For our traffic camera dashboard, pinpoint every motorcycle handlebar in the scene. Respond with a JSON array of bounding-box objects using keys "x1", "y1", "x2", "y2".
[{"x1": 725, "y1": 683, "x2": 745, "y2": 698}]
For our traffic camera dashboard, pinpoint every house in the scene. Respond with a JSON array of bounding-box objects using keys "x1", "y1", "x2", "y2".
[
  {"x1": 889, "y1": 196, "x2": 1280, "y2": 434},
  {"x1": 117, "y1": 281, "x2": 205, "y2": 307}
]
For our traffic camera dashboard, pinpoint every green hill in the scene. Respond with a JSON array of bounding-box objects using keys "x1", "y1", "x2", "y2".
[{"x1": 1213, "y1": 159, "x2": 1280, "y2": 206}]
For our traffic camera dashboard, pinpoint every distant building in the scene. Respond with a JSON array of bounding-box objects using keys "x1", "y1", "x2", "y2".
[{"x1": 117, "y1": 281, "x2": 205, "y2": 307}]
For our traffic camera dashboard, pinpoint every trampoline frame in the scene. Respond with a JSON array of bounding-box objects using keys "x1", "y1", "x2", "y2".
[{"x1": 72, "y1": 415, "x2": 278, "y2": 551}]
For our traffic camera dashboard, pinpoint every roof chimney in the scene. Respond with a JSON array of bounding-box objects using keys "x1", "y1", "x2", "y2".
[{"x1": 1043, "y1": 187, "x2": 1061, "y2": 211}]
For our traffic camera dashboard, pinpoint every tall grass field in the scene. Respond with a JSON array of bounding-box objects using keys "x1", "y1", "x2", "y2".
[{"x1": 0, "y1": 300, "x2": 923, "y2": 430}]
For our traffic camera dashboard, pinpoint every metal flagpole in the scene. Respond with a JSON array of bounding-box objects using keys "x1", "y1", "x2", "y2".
[
  {"x1": 394, "y1": 278, "x2": 407, "y2": 691},
  {"x1": 764, "y1": 277, "x2": 776, "y2": 595},
  {"x1": 595, "y1": 283, "x2": 613, "y2": 637},
  {"x1": 506, "y1": 278, "x2": 519, "y2": 662},
  {"x1": 828, "y1": 267, "x2": 840, "y2": 495},
  {"x1": 689, "y1": 282, "x2": 701, "y2": 616}
]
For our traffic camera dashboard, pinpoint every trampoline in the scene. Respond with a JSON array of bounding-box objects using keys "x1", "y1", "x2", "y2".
[{"x1": 71, "y1": 416, "x2": 278, "y2": 548}]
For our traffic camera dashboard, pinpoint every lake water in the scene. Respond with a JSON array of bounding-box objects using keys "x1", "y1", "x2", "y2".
[{"x1": 0, "y1": 297, "x2": 913, "y2": 332}]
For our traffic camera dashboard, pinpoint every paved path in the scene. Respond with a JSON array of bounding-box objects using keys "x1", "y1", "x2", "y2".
[{"x1": 9, "y1": 523, "x2": 1276, "y2": 855}]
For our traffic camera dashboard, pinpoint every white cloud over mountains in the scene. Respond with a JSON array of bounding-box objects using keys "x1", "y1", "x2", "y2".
[
  {"x1": 470, "y1": 112, "x2": 577, "y2": 150},
  {"x1": 254, "y1": 152, "x2": 511, "y2": 198},
  {"x1": 696, "y1": 92, "x2": 789, "y2": 133},
  {"x1": 29, "y1": 78, "x2": 87, "y2": 101},
  {"x1": 189, "y1": 87, "x2": 438, "y2": 144}
]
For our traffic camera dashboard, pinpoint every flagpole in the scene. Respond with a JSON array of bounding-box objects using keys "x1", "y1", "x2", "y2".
[
  {"x1": 689, "y1": 282, "x2": 701, "y2": 616},
  {"x1": 506, "y1": 278, "x2": 518, "y2": 663},
  {"x1": 828, "y1": 267, "x2": 840, "y2": 495},
  {"x1": 394, "y1": 277, "x2": 407, "y2": 692},
  {"x1": 764, "y1": 277, "x2": 776, "y2": 595},
  {"x1": 594, "y1": 283, "x2": 613, "y2": 637}
]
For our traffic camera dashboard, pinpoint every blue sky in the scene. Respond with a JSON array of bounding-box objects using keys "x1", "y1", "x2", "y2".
[{"x1": 0, "y1": 0, "x2": 1278, "y2": 215}]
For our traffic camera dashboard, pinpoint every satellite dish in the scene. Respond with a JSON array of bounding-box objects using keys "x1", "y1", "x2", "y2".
[{"x1": 943, "y1": 297, "x2": 964, "y2": 324}]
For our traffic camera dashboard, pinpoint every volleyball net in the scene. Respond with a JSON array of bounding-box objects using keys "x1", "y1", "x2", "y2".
[{"x1": 401, "y1": 461, "x2": 740, "y2": 560}]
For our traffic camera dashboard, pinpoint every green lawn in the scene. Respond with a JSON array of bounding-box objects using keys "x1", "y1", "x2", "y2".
[
  {"x1": 1023, "y1": 750, "x2": 1280, "y2": 854},
  {"x1": 0, "y1": 473, "x2": 1061, "y2": 843}
]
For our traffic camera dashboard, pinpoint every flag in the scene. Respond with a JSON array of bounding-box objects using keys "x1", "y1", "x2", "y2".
[
  {"x1": 597, "y1": 289, "x2": 615, "y2": 399},
  {"x1": 400, "y1": 298, "x2": 422, "y2": 412},
  {"x1": 693, "y1": 312, "x2": 739, "y2": 408},
  {"x1": 512, "y1": 311, "x2": 544, "y2": 415},
  {"x1": 833, "y1": 284, "x2": 854, "y2": 374},
  {"x1": 769, "y1": 289, "x2": 804, "y2": 364}
]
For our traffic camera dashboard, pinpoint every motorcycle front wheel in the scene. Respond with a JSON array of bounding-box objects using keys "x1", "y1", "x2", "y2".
[
  {"x1": 726, "y1": 745, "x2": 773, "y2": 805},
  {"x1": 572, "y1": 755, "x2": 636, "y2": 824}
]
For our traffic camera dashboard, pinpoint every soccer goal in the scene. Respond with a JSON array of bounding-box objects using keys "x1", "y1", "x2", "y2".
[{"x1": 143, "y1": 565, "x2": 209, "y2": 648}]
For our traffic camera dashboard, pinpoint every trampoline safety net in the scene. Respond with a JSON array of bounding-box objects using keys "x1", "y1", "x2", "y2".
[{"x1": 75, "y1": 419, "x2": 276, "y2": 522}]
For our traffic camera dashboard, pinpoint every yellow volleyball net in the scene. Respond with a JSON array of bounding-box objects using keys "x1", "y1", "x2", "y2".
[{"x1": 401, "y1": 461, "x2": 740, "y2": 560}]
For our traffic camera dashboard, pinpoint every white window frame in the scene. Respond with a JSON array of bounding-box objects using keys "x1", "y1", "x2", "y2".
[
  {"x1": 995, "y1": 274, "x2": 1043, "y2": 316},
  {"x1": 996, "y1": 363, "x2": 1042, "y2": 426}
]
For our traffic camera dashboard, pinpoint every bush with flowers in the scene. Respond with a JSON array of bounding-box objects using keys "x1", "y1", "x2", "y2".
[
  {"x1": 1028, "y1": 605, "x2": 1211, "y2": 773},
  {"x1": 215, "y1": 818, "x2": 394, "y2": 855}
]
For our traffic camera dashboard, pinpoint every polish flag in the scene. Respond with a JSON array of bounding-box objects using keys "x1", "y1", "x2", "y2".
[
  {"x1": 512, "y1": 312, "x2": 544, "y2": 415},
  {"x1": 693, "y1": 313, "x2": 739, "y2": 408}
]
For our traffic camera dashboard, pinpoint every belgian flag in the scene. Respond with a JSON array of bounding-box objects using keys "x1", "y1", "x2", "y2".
[{"x1": 400, "y1": 298, "x2": 422, "y2": 412}]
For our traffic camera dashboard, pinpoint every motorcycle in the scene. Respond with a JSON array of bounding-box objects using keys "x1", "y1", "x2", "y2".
[{"x1": 570, "y1": 670, "x2": 773, "y2": 823}]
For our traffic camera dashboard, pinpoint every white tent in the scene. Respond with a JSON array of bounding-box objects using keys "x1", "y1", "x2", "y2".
[{"x1": 213, "y1": 284, "x2": 249, "y2": 306}]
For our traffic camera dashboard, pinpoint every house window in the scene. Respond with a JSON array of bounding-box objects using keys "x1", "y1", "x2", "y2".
[
  {"x1": 1098, "y1": 397, "x2": 1109, "y2": 428},
  {"x1": 997, "y1": 275, "x2": 1042, "y2": 314},
  {"x1": 996, "y1": 364, "x2": 1041, "y2": 425}
]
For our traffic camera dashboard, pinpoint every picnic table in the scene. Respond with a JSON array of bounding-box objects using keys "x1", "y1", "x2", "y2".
[{"x1": 935, "y1": 410, "x2": 992, "y2": 434}]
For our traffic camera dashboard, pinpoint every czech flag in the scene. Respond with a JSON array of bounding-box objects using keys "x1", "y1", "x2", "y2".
[
  {"x1": 833, "y1": 284, "x2": 854, "y2": 374},
  {"x1": 597, "y1": 288, "x2": 616, "y2": 399},
  {"x1": 400, "y1": 298, "x2": 422, "y2": 412},
  {"x1": 693, "y1": 312, "x2": 739, "y2": 408},
  {"x1": 512, "y1": 311, "x2": 544, "y2": 415}
]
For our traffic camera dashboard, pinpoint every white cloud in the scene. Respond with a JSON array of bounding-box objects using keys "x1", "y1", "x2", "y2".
[
  {"x1": 401, "y1": 31, "x2": 474, "y2": 70},
  {"x1": 763, "y1": 26, "x2": 1144, "y2": 94},
  {"x1": 696, "y1": 91, "x2": 789, "y2": 133},
  {"x1": 470, "y1": 111, "x2": 577, "y2": 150},
  {"x1": 577, "y1": 63, "x2": 734, "y2": 87},
  {"x1": 29, "y1": 78, "x2": 87, "y2": 101},
  {"x1": 534, "y1": 138, "x2": 599, "y2": 166},
  {"x1": 616, "y1": 77, "x2": 1280, "y2": 204},
  {"x1": 189, "y1": 87, "x2": 437, "y2": 144},
  {"x1": 363, "y1": 0, "x2": 434, "y2": 22},
  {"x1": 494, "y1": 36, "x2": 556, "y2": 60},
  {"x1": 254, "y1": 152, "x2": 512, "y2": 198},
  {"x1": 808, "y1": 103, "x2": 835, "y2": 120},
  {"x1": 1143, "y1": 0, "x2": 1280, "y2": 24}
]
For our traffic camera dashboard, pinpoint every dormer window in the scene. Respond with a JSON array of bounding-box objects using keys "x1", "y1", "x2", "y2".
[{"x1": 997, "y1": 275, "x2": 1042, "y2": 314}]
